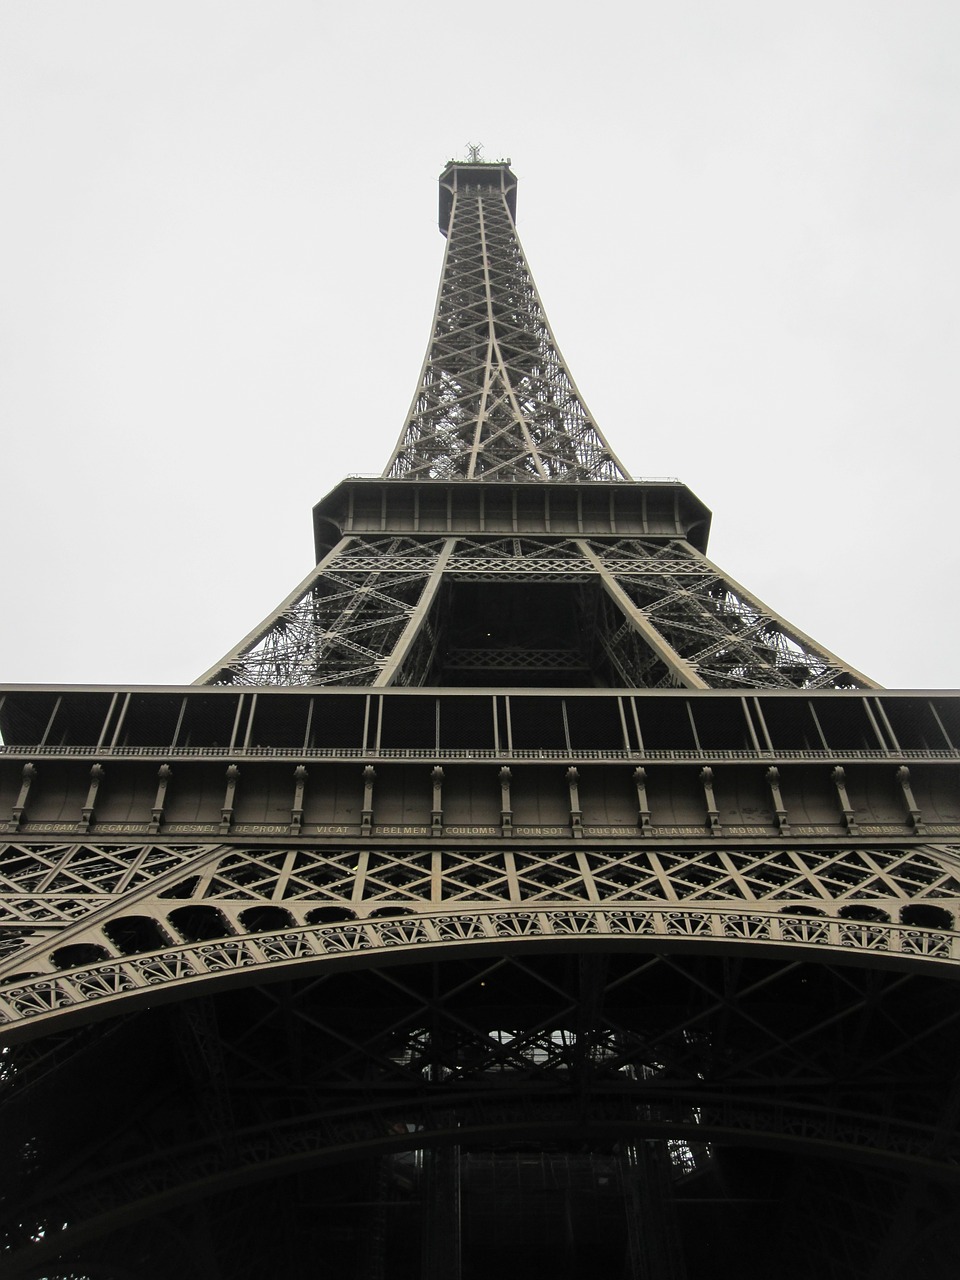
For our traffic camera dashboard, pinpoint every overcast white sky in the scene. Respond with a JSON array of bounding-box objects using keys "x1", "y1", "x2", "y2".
[{"x1": 1, "y1": 1, "x2": 957, "y2": 690}]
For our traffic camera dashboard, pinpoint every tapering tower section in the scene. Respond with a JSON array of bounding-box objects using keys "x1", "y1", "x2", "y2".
[
  {"x1": 2, "y1": 157, "x2": 960, "y2": 1280},
  {"x1": 199, "y1": 159, "x2": 873, "y2": 693},
  {"x1": 385, "y1": 160, "x2": 629, "y2": 483}
]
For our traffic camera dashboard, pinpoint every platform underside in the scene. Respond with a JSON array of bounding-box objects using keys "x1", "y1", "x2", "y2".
[{"x1": 3, "y1": 949, "x2": 960, "y2": 1279}]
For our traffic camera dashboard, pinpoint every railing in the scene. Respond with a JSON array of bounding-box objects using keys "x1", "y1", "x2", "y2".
[
  {"x1": 343, "y1": 474, "x2": 684, "y2": 483},
  {"x1": 0, "y1": 744, "x2": 957, "y2": 763}
]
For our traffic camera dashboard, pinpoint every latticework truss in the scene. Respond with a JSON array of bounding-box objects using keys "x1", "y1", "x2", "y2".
[
  {"x1": 384, "y1": 163, "x2": 629, "y2": 483},
  {"x1": 202, "y1": 533, "x2": 872, "y2": 689},
  {"x1": 201, "y1": 535, "x2": 449, "y2": 687},
  {"x1": 3, "y1": 839, "x2": 960, "y2": 1004}
]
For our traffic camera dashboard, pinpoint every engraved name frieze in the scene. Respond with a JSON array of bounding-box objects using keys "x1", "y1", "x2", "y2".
[
  {"x1": 372, "y1": 825, "x2": 431, "y2": 836},
  {"x1": 648, "y1": 825, "x2": 713, "y2": 837}
]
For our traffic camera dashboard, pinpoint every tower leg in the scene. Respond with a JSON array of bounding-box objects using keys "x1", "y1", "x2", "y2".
[
  {"x1": 421, "y1": 1142, "x2": 462, "y2": 1280},
  {"x1": 622, "y1": 1143, "x2": 687, "y2": 1280},
  {"x1": 359, "y1": 1157, "x2": 392, "y2": 1280}
]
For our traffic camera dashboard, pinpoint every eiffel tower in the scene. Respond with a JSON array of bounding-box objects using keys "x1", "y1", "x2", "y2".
[{"x1": 1, "y1": 157, "x2": 960, "y2": 1280}]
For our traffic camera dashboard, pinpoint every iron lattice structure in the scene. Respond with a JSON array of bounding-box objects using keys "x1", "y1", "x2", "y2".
[
  {"x1": 384, "y1": 163, "x2": 628, "y2": 483},
  {"x1": 198, "y1": 161, "x2": 872, "y2": 694},
  {"x1": 1, "y1": 160, "x2": 959, "y2": 1279}
]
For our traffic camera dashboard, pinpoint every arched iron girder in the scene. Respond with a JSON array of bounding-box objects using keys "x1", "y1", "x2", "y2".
[{"x1": 2, "y1": 903, "x2": 960, "y2": 1042}]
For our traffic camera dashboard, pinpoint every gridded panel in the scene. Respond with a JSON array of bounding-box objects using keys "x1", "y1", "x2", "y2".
[
  {"x1": 120, "y1": 694, "x2": 190, "y2": 749},
  {"x1": 438, "y1": 696, "x2": 496, "y2": 751},
  {"x1": 309, "y1": 696, "x2": 367, "y2": 750},
  {"x1": 508, "y1": 698, "x2": 567, "y2": 751},
  {"x1": 809, "y1": 698, "x2": 884, "y2": 750},
  {"x1": 632, "y1": 699, "x2": 698, "y2": 751},
  {"x1": 754, "y1": 698, "x2": 824, "y2": 751},
  {"x1": 927, "y1": 697, "x2": 960, "y2": 749},
  {"x1": 687, "y1": 699, "x2": 754, "y2": 750},
  {"x1": 880, "y1": 697, "x2": 956, "y2": 752},
  {"x1": 245, "y1": 695, "x2": 314, "y2": 749},
  {"x1": 564, "y1": 697, "x2": 626, "y2": 751},
  {"x1": 379, "y1": 697, "x2": 437, "y2": 751},
  {"x1": 176, "y1": 694, "x2": 246, "y2": 749}
]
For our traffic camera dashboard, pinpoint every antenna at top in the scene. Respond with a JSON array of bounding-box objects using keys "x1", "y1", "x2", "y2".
[{"x1": 466, "y1": 142, "x2": 483, "y2": 162}]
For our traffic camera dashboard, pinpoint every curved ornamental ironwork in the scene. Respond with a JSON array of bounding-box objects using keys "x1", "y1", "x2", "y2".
[{"x1": 3, "y1": 902, "x2": 960, "y2": 1035}]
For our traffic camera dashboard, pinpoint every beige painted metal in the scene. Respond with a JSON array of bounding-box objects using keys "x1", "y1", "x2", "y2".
[
  {"x1": 576, "y1": 539, "x2": 710, "y2": 688},
  {"x1": 374, "y1": 539, "x2": 456, "y2": 685},
  {"x1": 685, "y1": 542, "x2": 880, "y2": 690},
  {"x1": 194, "y1": 537, "x2": 357, "y2": 686}
]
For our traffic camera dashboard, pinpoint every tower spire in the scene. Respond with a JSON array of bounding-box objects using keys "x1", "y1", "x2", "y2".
[{"x1": 384, "y1": 159, "x2": 631, "y2": 484}]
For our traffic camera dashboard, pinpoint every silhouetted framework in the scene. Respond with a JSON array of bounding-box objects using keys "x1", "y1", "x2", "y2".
[{"x1": 1, "y1": 160, "x2": 959, "y2": 1279}]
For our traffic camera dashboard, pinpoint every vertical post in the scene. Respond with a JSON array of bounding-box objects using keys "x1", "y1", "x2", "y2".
[
  {"x1": 220, "y1": 764, "x2": 240, "y2": 834},
  {"x1": 895, "y1": 765, "x2": 925, "y2": 832},
  {"x1": 362, "y1": 765, "x2": 376, "y2": 835},
  {"x1": 699, "y1": 766, "x2": 721, "y2": 834},
  {"x1": 10, "y1": 762, "x2": 37, "y2": 830},
  {"x1": 765, "y1": 766, "x2": 790, "y2": 834},
  {"x1": 633, "y1": 766, "x2": 651, "y2": 834},
  {"x1": 79, "y1": 763, "x2": 105, "y2": 833},
  {"x1": 291, "y1": 765, "x2": 308, "y2": 835},
  {"x1": 149, "y1": 763, "x2": 172, "y2": 834},
  {"x1": 621, "y1": 1143, "x2": 688, "y2": 1280},
  {"x1": 431, "y1": 766, "x2": 444, "y2": 835},
  {"x1": 830, "y1": 766, "x2": 859, "y2": 834},
  {"x1": 420, "y1": 1142, "x2": 462, "y2": 1280},
  {"x1": 499, "y1": 766, "x2": 513, "y2": 836},
  {"x1": 566, "y1": 766, "x2": 583, "y2": 837},
  {"x1": 359, "y1": 1157, "x2": 391, "y2": 1280}
]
